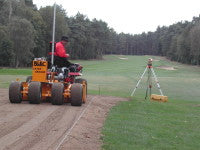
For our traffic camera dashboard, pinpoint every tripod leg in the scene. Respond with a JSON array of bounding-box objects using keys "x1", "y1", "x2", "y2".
[
  {"x1": 151, "y1": 68, "x2": 164, "y2": 96},
  {"x1": 149, "y1": 69, "x2": 152, "y2": 96},
  {"x1": 145, "y1": 68, "x2": 152, "y2": 99},
  {"x1": 145, "y1": 86, "x2": 149, "y2": 99},
  {"x1": 131, "y1": 67, "x2": 148, "y2": 96},
  {"x1": 145, "y1": 68, "x2": 150, "y2": 99}
]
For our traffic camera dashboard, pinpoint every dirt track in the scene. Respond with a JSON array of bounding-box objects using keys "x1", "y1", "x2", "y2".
[{"x1": 0, "y1": 89, "x2": 127, "y2": 150}]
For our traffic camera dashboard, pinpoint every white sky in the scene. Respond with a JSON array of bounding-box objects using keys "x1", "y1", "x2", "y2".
[{"x1": 33, "y1": 0, "x2": 200, "y2": 34}]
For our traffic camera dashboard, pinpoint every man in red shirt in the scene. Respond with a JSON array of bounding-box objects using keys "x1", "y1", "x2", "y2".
[{"x1": 54, "y1": 36, "x2": 73, "y2": 68}]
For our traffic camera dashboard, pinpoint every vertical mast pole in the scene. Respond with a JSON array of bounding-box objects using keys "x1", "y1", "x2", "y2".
[{"x1": 51, "y1": 3, "x2": 56, "y2": 65}]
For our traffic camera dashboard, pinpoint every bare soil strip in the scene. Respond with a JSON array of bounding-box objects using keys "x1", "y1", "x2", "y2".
[
  {"x1": 156, "y1": 66, "x2": 176, "y2": 70},
  {"x1": 0, "y1": 89, "x2": 128, "y2": 150},
  {"x1": 58, "y1": 96, "x2": 127, "y2": 150}
]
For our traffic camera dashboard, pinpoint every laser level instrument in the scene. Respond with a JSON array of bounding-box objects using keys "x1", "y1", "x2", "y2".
[{"x1": 131, "y1": 58, "x2": 168, "y2": 102}]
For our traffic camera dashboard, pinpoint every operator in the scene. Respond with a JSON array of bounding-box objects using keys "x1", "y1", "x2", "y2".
[{"x1": 54, "y1": 36, "x2": 73, "y2": 68}]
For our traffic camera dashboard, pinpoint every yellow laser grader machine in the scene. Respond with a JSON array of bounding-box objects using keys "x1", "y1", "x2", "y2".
[
  {"x1": 9, "y1": 58, "x2": 87, "y2": 106},
  {"x1": 8, "y1": 4, "x2": 87, "y2": 106}
]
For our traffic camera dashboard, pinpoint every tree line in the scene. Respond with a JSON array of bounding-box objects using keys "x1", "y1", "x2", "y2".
[{"x1": 0, "y1": 0, "x2": 200, "y2": 67}]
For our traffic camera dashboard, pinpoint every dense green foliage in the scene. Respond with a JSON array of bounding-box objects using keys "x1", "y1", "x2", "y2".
[
  {"x1": 1, "y1": 0, "x2": 200, "y2": 67},
  {"x1": 0, "y1": 0, "x2": 112, "y2": 67}
]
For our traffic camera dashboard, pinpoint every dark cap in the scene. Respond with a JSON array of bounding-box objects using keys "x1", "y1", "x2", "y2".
[{"x1": 61, "y1": 36, "x2": 68, "y2": 42}]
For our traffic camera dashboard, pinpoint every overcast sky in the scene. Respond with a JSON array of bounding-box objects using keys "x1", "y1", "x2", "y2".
[{"x1": 33, "y1": 0, "x2": 200, "y2": 34}]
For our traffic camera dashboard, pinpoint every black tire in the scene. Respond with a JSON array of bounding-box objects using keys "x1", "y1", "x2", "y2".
[
  {"x1": 71, "y1": 83, "x2": 83, "y2": 106},
  {"x1": 75, "y1": 78, "x2": 87, "y2": 95},
  {"x1": 26, "y1": 76, "x2": 32, "y2": 82},
  {"x1": 28, "y1": 82, "x2": 42, "y2": 104},
  {"x1": 51, "y1": 83, "x2": 64, "y2": 105},
  {"x1": 9, "y1": 82, "x2": 22, "y2": 103}
]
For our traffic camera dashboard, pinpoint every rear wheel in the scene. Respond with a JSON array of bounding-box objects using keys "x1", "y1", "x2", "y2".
[
  {"x1": 28, "y1": 82, "x2": 42, "y2": 104},
  {"x1": 75, "y1": 78, "x2": 87, "y2": 103},
  {"x1": 26, "y1": 76, "x2": 32, "y2": 82},
  {"x1": 9, "y1": 82, "x2": 22, "y2": 103},
  {"x1": 71, "y1": 83, "x2": 83, "y2": 106},
  {"x1": 75, "y1": 78, "x2": 87, "y2": 90},
  {"x1": 51, "y1": 83, "x2": 64, "y2": 105}
]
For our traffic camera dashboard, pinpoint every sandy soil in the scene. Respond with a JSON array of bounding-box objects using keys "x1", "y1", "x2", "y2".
[
  {"x1": 0, "y1": 89, "x2": 127, "y2": 150},
  {"x1": 152, "y1": 59, "x2": 160, "y2": 62},
  {"x1": 119, "y1": 57, "x2": 128, "y2": 60},
  {"x1": 156, "y1": 66, "x2": 176, "y2": 70}
]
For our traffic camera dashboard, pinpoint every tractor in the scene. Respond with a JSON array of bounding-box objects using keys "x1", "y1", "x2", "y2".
[{"x1": 9, "y1": 57, "x2": 87, "y2": 106}]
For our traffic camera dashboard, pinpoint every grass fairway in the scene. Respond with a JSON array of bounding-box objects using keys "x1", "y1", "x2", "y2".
[
  {"x1": 98, "y1": 55, "x2": 200, "y2": 150},
  {"x1": 0, "y1": 68, "x2": 32, "y2": 88},
  {"x1": 102, "y1": 99, "x2": 200, "y2": 150},
  {"x1": 1, "y1": 55, "x2": 200, "y2": 149}
]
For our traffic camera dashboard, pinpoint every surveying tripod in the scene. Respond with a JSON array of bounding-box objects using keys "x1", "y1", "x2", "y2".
[{"x1": 131, "y1": 58, "x2": 164, "y2": 99}]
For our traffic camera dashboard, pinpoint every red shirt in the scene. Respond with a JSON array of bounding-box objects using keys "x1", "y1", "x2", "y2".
[{"x1": 55, "y1": 41, "x2": 68, "y2": 58}]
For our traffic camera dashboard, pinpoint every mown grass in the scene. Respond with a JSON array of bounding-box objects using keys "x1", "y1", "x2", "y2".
[
  {"x1": 98, "y1": 55, "x2": 200, "y2": 150},
  {"x1": 0, "y1": 68, "x2": 32, "y2": 88},
  {"x1": 1, "y1": 55, "x2": 200, "y2": 149},
  {"x1": 102, "y1": 99, "x2": 200, "y2": 150},
  {"x1": 1, "y1": 55, "x2": 200, "y2": 101},
  {"x1": 77, "y1": 55, "x2": 200, "y2": 101},
  {"x1": 0, "y1": 68, "x2": 32, "y2": 75}
]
